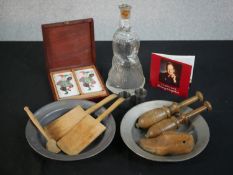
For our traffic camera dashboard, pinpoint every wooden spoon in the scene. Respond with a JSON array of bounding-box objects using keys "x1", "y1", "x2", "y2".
[{"x1": 24, "y1": 106, "x2": 61, "y2": 153}]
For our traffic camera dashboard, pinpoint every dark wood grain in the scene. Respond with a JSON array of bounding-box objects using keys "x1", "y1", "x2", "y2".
[{"x1": 41, "y1": 18, "x2": 107, "y2": 100}]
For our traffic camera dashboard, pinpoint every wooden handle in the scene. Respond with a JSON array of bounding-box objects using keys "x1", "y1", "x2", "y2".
[
  {"x1": 179, "y1": 101, "x2": 212, "y2": 124},
  {"x1": 177, "y1": 91, "x2": 204, "y2": 109},
  {"x1": 96, "y1": 97, "x2": 125, "y2": 122},
  {"x1": 85, "y1": 94, "x2": 117, "y2": 114},
  {"x1": 24, "y1": 106, "x2": 50, "y2": 141}
]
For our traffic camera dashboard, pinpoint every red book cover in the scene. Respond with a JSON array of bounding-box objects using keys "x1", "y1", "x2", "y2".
[{"x1": 150, "y1": 53, "x2": 194, "y2": 97}]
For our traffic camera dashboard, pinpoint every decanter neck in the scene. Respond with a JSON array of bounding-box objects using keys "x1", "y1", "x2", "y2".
[{"x1": 119, "y1": 19, "x2": 131, "y2": 30}]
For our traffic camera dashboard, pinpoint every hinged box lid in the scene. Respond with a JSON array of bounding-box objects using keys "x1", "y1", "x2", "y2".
[{"x1": 42, "y1": 18, "x2": 96, "y2": 71}]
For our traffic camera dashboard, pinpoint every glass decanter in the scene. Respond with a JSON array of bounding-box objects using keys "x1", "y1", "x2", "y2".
[{"x1": 106, "y1": 4, "x2": 145, "y2": 94}]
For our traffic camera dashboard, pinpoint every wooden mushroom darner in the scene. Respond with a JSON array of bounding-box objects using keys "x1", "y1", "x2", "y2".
[
  {"x1": 145, "y1": 101, "x2": 212, "y2": 138},
  {"x1": 136, "y1": 91, "x2": 204, "y2": 129}
]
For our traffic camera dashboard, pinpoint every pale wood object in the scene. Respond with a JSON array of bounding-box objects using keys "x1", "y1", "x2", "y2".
[
  {"x1": 24, "y1": 106, "x2": 61, "y2": 153},
  {"x1": 146, "y1": 101, "x2": 212, "y2": 138},
  {"x1": 136, "y1": 91, "x2": 204, "y2": 128},
  {"x1": 57, "y1": 97, "x2": 125, "y2": 155},
  {"x1": 139, "y1": 131, "x2": 194, "y2": 156},
  {"x1": 44, "y1": 94, "x2": 117, "y2": 141}
]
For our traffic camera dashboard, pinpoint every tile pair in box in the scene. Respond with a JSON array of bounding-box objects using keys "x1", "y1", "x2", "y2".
[
  {"x1": 51, "y1": 66, "x2": 106, "y2": 100},
  {"x1": 42, "y1": 19, "x2": 108, "y2": 100}
]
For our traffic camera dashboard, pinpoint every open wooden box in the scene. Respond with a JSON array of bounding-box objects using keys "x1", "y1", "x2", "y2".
[{"x1": 42, "y1": 18, "x2": 108, "y2": 100}]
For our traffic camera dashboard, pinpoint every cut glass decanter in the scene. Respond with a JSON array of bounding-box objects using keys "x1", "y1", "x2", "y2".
[{"x1": 106, "y1": 4, "x2": 145, "y2": 94}]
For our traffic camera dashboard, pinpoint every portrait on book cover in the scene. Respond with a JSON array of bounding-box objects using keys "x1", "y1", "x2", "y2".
[{"x1": 159, "y1": 59, "x2": 182, "y2": 87}]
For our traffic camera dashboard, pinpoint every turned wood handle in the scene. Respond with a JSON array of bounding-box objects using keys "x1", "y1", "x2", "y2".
[
  {"x1": 179, "y1": 101, "x2": 212, "y2": 123},
  {"x1": 177, "y1": 91, "x2": 204, "y2": 109},
  {"x1": 24, "y1": 106, "x2": 50, "y2": 141},
  {"x1": 85, "y1": 94, "x2": 117, "y2": 114},
  {"x1": 96, "y1": 97, "x2": 125, "y2": 122}
]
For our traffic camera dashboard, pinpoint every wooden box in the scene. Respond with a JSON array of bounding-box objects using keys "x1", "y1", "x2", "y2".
[{"x1": 42, "y1": 18, "x2": 108, "y2": 100}]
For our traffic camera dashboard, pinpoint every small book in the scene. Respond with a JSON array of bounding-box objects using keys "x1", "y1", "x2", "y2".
[{"x1": 150, "y1": 53, "x2": 195, "y2": 97}]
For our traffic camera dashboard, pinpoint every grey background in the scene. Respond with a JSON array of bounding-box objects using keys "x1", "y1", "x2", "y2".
[{"x1": 1, "y1": 0, "x2": 233, "y2": 41}]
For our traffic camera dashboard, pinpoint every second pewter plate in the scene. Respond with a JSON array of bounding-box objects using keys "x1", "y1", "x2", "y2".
[
  {"x1": 25, "y1": 99, "x2": 116, "y2": 161},
  {"x1": 120, "y1": 100, "x2": 210, "y2": 162}
]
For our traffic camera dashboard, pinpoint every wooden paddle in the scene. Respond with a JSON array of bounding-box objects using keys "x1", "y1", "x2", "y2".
[
  {"x1": 57, "y1": 97, "x2": 125, "y2": 155},
  {"x1": 44, "y1": 94, "x2": 118, "y2": 141},
  {"x1": 24, "y1": 106, "x2": 61, "y2": 153}
]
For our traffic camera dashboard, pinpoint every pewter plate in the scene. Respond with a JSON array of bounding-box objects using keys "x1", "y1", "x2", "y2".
[
  {"x1": 120, "y1": 100, "x2": 210, "y2": 162},
  {"x1": 25, "y1": 99, "x2": 116, "y2": 161}
]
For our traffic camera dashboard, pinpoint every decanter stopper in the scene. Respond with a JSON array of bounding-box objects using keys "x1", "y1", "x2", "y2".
[{"x1": 119, "y1": 4, "x2": 131, "y2": 19}]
